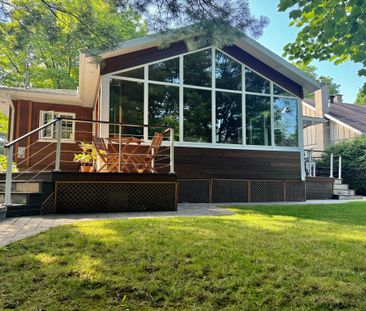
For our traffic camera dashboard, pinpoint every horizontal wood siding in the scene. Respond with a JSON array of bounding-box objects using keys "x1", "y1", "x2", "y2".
[{"x1": 175, "y1": 147, "x2": 301, "y2": 180}]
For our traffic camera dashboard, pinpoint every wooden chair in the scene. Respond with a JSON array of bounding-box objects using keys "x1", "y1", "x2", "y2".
[
  {"x1": 92, "y1": 136, "x2": 119, "y2": 172},
  {"x1": 122, "y1": 130, "x2": 167, "y2": 173}
]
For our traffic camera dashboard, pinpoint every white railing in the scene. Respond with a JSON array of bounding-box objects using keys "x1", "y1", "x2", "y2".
[
  {"x1": 3, "y1": 118, "x2": 175, "y2": 208},
  {"x1": 305, "y1": 150, "x2": 342, "y2": 179}
]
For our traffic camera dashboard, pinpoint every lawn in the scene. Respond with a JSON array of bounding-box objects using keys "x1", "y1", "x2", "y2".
[{"x1": 1, "y1": 202, "x2": 366, "y2": 310}]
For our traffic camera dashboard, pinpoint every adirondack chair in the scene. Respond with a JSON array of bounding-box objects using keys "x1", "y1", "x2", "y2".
[
  {"x1": 121, "y1": 130, "x2": 168, "y2": 173},
  {"x1": 92, "y1": 136, "x2": 119, "y2": 172}
]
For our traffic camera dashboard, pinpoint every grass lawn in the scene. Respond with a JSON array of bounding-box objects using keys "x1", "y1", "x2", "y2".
[{"x1": 1, "y1": 202, "x2": 366, "y2": 310}]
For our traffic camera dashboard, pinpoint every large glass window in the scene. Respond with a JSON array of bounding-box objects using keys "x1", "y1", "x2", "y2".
[
  {"x1": 216, "y1": 92, "x2": 242, "y2": 144},
  {"x1": 273, "y1": 84, "x2": 293, "y2": 97},
  {"x1": 245, "y1": 68, "x2": 270, "y2": 94},
  {"x1": 274, "y1": 98, "x2": 298, "y2": 146},
  {"x1": 149, "y1": 84, "x2": 179, "y2": 140},
  {"x1": 149, "y1": 58, "x2": 179, "y2": 84},
  {"x1": 184, "y1": 49, "x2": 212, "y2": 87},
  {"x1": 246, "y1": 95, "x2": 271, "y2": 146},
  {"x1": 115, "y1": 67, "x2": 144, "y2": 79},
  {"x1": 215, "y1": 51, "x2": 241, "y2": 91},
  {"x1": 184, "y1": 88, "x2": 212, "y2": 142},
  {"x1": 109, "y1": 79, "x2": 144, "y2": 136}
]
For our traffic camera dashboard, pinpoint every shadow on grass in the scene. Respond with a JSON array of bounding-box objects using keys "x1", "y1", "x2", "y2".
[{"x1": 226, "y1": 201, "x2": 366, "y2": 226}]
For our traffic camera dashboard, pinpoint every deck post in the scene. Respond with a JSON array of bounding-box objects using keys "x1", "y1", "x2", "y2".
[
  {"x1": 329, "y1": 153, "x2": 334, "y2": 178},
  {"x1": 4, "y1": 145, "x2": 14, "y2": 210},
  {"x1": 308, "y1": 150, "x2": 312, "y2": 177},
  {"x1": 169, "y1": 128, "x2": 175, "y2": 174},
  {"x1": 118, "y1": 124, "x2": 122, "y2": 172},
  {"x1": 54, "y1": 119, "x2": 62, "y2": 172},
  {"x1": 338, "y1": 156, "x2": 342, "y2": 180}
]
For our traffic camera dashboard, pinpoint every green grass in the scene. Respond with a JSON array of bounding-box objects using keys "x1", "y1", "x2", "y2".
[{"x1": 1, "y1": 202, "x2": 366, "y2": 310}]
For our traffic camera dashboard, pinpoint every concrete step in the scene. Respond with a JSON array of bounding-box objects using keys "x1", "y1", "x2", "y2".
[
  {"x1": 5, "y1": 204, "x2": 42, "y2": 217},
  {"x1": 0, "y1": 181, "x2": 42, "y2": 193},
  {"x1": 333, "y1": 183, "x2": 349, "y2": 190},
  {"x1": 334, "y1": 179, "x2": 343, "y2": 185},
  {"x1": 333, "y1": 189, "x2": 355, "y2": 196},
  {"x1": 0, "y1": 192, "x2": 43, "y2": 205},
  {"x1": 333, "y1": 194, "x2": 364, "y2": 201}
]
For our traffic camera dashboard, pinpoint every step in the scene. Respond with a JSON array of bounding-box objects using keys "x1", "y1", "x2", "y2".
[
  {"x1": 334, "y1": 179, "x2": 343, "y2": 185},
  {"x1": 333, "y1": 189, "x2": 355, "y2": 196},
  {"x1": 5, "y1": 204, "x2": 41, "y2": 217},
  {"x1": 333, "y1": 183, "x2": 349, "y2": 190},
  {"x1": 0, "y1": 192, "x2": 43, "y2": 205},
  {"x1": 0, "y1": 181, "x2": 42, "y2": 193},
  {"x1": 333, "y1": 194, "x2": 364, "y2": 201}
]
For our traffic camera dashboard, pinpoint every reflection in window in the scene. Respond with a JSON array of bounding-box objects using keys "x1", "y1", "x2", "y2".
[
  {"x1": 216, "y1": 92, "x2": 242, "y2": 144},
  {"x1": 109, "y1": 79, "x2": 144, "y2": 136},
  {"x1": 273, "y1": 84, "x2": 293, "y2": 97},
  {"x1": 215, "y1": 51, "x2": 241, "y2": 90},
  {"x1": 246, "y1": 95, "x2": 271, "y2": 145},
  {"x1": 115, "y1": 67, "x2": 144, "y2": 79},
  {"x1": 245, "y1": 68, "x2": 270, "y2": 94},
  {"x1": 149, "y1": 58, "x2": 179, "y2": 84},
  {"x1": 274, "y1": 98, "x2": 298, "y2": 146},
  {"x1": 184, "y1": 49, "x2": 212, "y2": 87},
  {"x1": 149, "y1": 84, "x2": 179, "y2": 140},
  {"x1": 184, "y1": 88, "x2": 212, "y2": 142}
]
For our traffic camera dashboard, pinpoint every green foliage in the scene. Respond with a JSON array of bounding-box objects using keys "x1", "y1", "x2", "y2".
[
  {"x1": 318, "y1": 76, "x2": 341, "y2": 95},
  {"x1": 1, "y1": 202, "x2": 366, "y2": 309},
  {"x1": 0, "y1": 154, "x2": 18, "y2": 172},
  {"x1": 320, "y1": 135, "x2": 366, "y2": 194},
  {"x1": 73, "y1": 142, "x2": 101, "y2": 165},
  {"x1": 355, "y1": 83, "x2": 366, "y2": 105},
  {"x1": 0, "y1": 0, "x2": 147, "y2": 89},
  {"x1": 279, "y1": 0, "x2": 366, "y2": 76}
]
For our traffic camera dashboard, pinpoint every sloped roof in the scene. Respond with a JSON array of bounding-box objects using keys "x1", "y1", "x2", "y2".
[{"x1": 303, "y1": 99, "x2": 366, "y2": 133}]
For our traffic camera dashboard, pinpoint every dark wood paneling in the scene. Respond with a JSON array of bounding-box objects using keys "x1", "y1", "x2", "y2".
[
  {"x1": 306, "y1": 176, "x2": 334, "y2": 199},
  {"x1": 174, "y1": 147, "x2": 301, "y2": 180}
]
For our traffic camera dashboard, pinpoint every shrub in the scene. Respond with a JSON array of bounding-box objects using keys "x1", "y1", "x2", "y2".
[{"x1": 320, "y1": 135, "x2": 366, "y2": 194}]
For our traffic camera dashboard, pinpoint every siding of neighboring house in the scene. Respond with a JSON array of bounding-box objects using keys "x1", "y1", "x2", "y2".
[
  {"x1": 329, "y1": 120, "x2": 358, "y2": 144},
  {"x1": 302, "y1": 103, "x2": 320, "y2": 150}
]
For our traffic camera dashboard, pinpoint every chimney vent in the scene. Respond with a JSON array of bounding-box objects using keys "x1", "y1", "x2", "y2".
[
  {"x1": 334, "y1": 94, "x2": 343, "y2": 104},
  {"x1": 328, "y1": 95, "x2": 335, "y2": 105}
]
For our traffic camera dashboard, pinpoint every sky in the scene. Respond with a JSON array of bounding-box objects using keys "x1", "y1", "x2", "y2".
[{"x1": 249, "y1": 0, "x2": 365, "y2": 103}]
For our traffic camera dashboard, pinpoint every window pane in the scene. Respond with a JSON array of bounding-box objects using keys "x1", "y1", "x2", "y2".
[
  {"x1": 215, "y1": 50, "x2": 241, "y2": 90},
  {"x1": 184, "y1": 49, "x2": 212, "y2": 87},
  {"x1": 149, "y1": 84, "x2": 179, "y2": 140},
  {"x1": 59, "y1": 114, "x2": 74, "y2": 139},
  {"x1": 115, "y1": 67, "x2": 144, "y2": 79},
  {"x1": 245, "y1": 68, "x2": 270, "y2": 94},
  {"x1": 274, "y1": 97, "x2": 298, "y2": 146},
  {"x1": 41, "y1": 112, "x2": 53, "y2": 138},
  {"x1": 184, "y1": 88, "x2": 212, "y2": 142},
  {"x1": 216, "y1": 92, "x2": 242, "y2": 144},
  {"x1": 246, "y1": 95, "x2": 271, "y2": 145},
  {"x1": 109, "y1": 79, "x2": 144, "y2": 136},
  {"x1": 273, "y1": 84, "x2": 293, "y2": 97},
  {"x1": 149, "y1": 58, "x2": 179, "y2": 84}
]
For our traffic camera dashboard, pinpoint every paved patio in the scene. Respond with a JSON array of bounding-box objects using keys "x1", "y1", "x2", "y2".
[{"x1": 0, "y1": 200, "x2": 359, "y2": 246}]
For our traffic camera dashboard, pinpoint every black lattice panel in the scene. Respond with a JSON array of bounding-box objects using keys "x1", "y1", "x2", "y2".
[
  {"x1": 285, "y1": 181, "x2": 306, "y2": 202},
  {"x1": 56, "y1": 182, "x2": 177, "y2": 213},
  {"x1": 41, "y1": 192, "x2": 56, "y2": 215},
  {"x1": 178, "y1": 179, "x2": 210, "y2": 203},
  {"x1": 212, "y1": 179, "x2": 249, "y2": 202},
  {"x1": 250, "y1": 181, "x2": 285, "y2": 202}
]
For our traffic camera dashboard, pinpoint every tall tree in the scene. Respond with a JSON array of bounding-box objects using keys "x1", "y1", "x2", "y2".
[
  {"x1": 0, "y1": 0, "x2": 268, "y2": 89},
  {"x1": 318, "y1": 76, "x2": 341, "y2": 96},
  {"x1": 278, "y1": 0, "x2": 366, "y2": 76},
  {"x1": 355, "y1": 83, "x2": 366, "y2": 105}
]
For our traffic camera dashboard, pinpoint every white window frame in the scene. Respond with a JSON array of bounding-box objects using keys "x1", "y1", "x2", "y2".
[
  {"x1": 103, "y1": 47, "x2": 302, "y2": 152},
  {"x1": 39, "y1": 110, "x2": 76, "y2": 142}
]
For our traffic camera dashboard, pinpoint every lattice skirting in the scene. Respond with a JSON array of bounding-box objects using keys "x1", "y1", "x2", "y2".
[
  {"x1": 178, "y1": 179, "x2": 306, "y2": 203},
  {"x1": 55, "y1": 181, "x2": 177, "y2": 213}
]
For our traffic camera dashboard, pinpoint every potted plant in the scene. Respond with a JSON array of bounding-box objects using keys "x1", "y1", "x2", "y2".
[{"x1": 73, "y1": 142, "x2": 95, "y2": 172}]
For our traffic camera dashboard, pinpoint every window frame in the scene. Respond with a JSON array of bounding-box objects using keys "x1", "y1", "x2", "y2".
[
  {"x1": 104, "y1": 47, "x2": 301, "y2": 152},
  {"x1": 39, "y1": 110, "x2": 76, "y2": 142}
]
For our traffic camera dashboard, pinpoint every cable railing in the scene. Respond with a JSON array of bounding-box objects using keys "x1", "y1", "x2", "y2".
[
  {"x1": 3, "y1": 118, "x2": 175, "y2": 207},
  {"x1": 304, "y1": 149, "x2": 342, "y2": 179}
]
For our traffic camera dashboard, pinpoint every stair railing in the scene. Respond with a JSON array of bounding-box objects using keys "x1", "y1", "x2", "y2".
[
  {"x1": 329, "y1": 153, "x2": 342, "y2": 179},
  {"x1": 304, "y1": 150, "x2": 342, "y2": 179}
]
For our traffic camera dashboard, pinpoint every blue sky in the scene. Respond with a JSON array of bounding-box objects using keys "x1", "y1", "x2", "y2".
[{"x1": 249, "y1": 1, "x2": 365, "y2": 103}]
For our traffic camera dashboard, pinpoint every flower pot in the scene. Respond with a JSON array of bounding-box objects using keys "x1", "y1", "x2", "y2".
[{"x1": 80, "y1": 165, "x2": 94, "y2": 173}]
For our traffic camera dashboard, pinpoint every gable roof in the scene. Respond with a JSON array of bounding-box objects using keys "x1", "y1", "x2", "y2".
[
  {"x1": 88, "y1": 31, "x2": 320, "y2": 94},
  {"x1": 303, "y1": 99, "x2": 366, "y2": 133}
]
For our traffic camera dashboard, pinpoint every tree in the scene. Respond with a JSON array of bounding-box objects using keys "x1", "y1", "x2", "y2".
[
  {"x1": 278, "y1": 0, "x2": 366, "y2": 76},
  {"x1": 0, "y1": 0, "x2": 269, "y2": 89},
  {"x1": 318, "y1": 76, "x2": 341, "y2": 96},
  {"x1": 292, "y1": 61, "x2": 317, "y2": 79},
  {"x1": 355, "y1": 83, "x2": 366, "y2": 105}
]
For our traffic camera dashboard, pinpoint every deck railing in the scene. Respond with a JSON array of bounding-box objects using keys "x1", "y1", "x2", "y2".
[
  {"x1": 3, "y1": 118, "x2": 175, "y2": 207},
  {"x1": 304, "y1": 149, "x2": 342, "y2": 179}
]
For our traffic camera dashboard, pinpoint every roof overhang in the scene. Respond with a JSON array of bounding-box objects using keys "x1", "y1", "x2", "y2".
[{"x1": 303, "y1": 116, "x2": 327, "y2": 128}]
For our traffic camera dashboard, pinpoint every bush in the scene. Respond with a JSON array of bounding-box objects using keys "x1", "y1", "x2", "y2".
[{"x1": 320, "y1": 135, "x2": 366, "y2": 195}]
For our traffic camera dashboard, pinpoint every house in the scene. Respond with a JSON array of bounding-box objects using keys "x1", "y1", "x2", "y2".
[
  {"x1": 303, "y1": 92, "x2": 366, "y2": 151},
  {"x1": 0, "y1": 29, "x2": 326, "y2": 217}
]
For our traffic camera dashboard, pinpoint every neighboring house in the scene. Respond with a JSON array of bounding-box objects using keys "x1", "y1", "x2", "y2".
[
  {"x1": 0, "y1": 29, "x2": 322, "y2": 207},
  {"x1": 303, "y1": 92, "x2": 366, "y2": 151}
]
